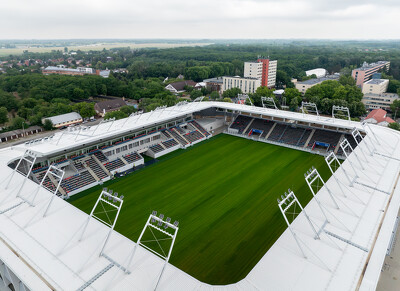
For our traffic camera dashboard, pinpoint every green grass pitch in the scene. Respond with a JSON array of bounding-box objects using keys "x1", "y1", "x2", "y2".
[{"x1": 69, "y1": 134, "x2": 331, "y2": 284}]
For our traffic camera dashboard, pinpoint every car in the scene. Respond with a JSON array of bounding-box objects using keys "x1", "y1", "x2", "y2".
[{"x1": 59, "y1": 126, "x2": 68, "y2": 130}]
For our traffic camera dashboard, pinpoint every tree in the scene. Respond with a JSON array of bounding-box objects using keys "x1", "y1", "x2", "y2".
[
  {"x1": 388, "y1": 122, "x2": 400, "y2": 131},
  {"x1": 0, "y1": 107, "x2": 9, "y2": 125},
  {"x1": 390, "y1": 99, "x2": 400, "y2": 120},
  {"x1": 284, "y1": 88, "x2": 302, "y2": 105},
  {"x1": 120, "y1": 105, "x2": 136, "y2": 116},
  {"x1": 43, "y1": 119, "x2": 54, "y2": 130},
  {"x1": 72, "y1": 88, "x2": 86, "y2": 100},
  {"x1": 210, "y1": 91, "x2": 219, "y2": 99},
  {"x1": 190, "y1": 90, "x2": 203, "y2": 100},
  {"x1": 222, "y1": 88, "x2": 242, "y2": 98},
  {"x1": 222, "y1": 98, "x2": 233, "y2": 103},
  {"x1": 11, "y1": 117, "x2": 25, "y2": 130},
  {"x1": 73, "y1": 102, "x2": 96, "y2": 118},
  {"x1": 255, "y1": 86, "x2": 274, "y2": 97},
  {"x1": 289, "y1": 97, "x2": 299, "y2": 111},
  {"x1": 339, "y1": 75, "x2": 356, "y2": 86},
  {"x1": 104, "y1": 110, "x2": 128, "y2": 120}
]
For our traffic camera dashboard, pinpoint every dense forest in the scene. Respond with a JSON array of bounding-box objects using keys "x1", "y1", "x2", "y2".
[{"x1": 1, "y1": 41, "x2": 400, "y2": 132}]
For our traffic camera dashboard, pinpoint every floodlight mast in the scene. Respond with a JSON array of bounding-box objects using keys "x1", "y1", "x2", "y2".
[
  {"x1": 238, "y1": 94, "x2": 253, "y2": 106},
  {"x1": 332, "y1": 105, "x2": 351, "y2": 123},
  {"x1": 261, "y1": 97, "x2": 277, "y2": 110},
  {"x1": 325, "y1": 151, "x2": 352, "y2": 191},
  {"x1": 303, "y1": 171, "x2": 329, "y2": 223},
  {"x1": 351, "y1": 127, "x2": 373, "y2": 157},
  {"x1": 126, "y1": 211, "x2": 179, "y2": 290},
  {"x1": 193, "y1": 96, "x2": 204, "y2": 103},
  {"x1": 301, "y1": 102, "x2": 319, "y2": 117},
  {"x1": 5, "y1": 150, "x2": 36, "y2": 191},
  {"x1": 31, "y1": 164, "x2": 65, "y2": 206},
  {"x1": 361, "y1": 120, "x2": 381, "y2": 146},
  {"x1": 79, "y1": 189, "x2": 124, "y2": 257},
  {"x1": 325, "y1": 151, "x2": 366, "y2": 205},
  {"x1": 43, "y1": 166, "x2": 66, "y2": 217},
  {"x1": 277, "y1": 189, "x2": 319, "y2": 258},
  {"x1": 339, "y1": 138, "x2": 365, "y2": 170}
]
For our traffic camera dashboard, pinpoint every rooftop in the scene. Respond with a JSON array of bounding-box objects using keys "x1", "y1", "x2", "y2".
[
  {"x1": 364, "y1": 79, "x2": 388, "y2": 85},
  {"x1": 44, "y1": 112, "x2": 82, "y2": 125},
  {"x1": 94, "y1": 98, "x2": 127, "y2": 112},
  {"x1": 356, "y1": 61, "x2": 389, "y2": 71},
  {"x1": 203, "y1": 77, "x2": 223, "y2": 84},
  {"x1": 222, "y1": 76, "x2": 259, "y2": 80},
  {"x1": 365, "y1": 108, "x2": 395, "y2": 124},
  {"x1": 298, "y1": 74, "x2": 340, "y2": 85},
  {"x1": 0, "y1": 102, "x2": 399, "y2": 290}
]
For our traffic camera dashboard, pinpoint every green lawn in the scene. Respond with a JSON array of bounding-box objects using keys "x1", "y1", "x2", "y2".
[{"x1": 70, "y1": 134, "x2": 331, "y2": 284}]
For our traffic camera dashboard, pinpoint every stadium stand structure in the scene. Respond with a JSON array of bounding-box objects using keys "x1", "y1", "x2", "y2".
[
  {"x1": 228, "y1": 115, "x2": 355, "y2": 156},
  {"x1": 12, "y1": 120, "x2": 211, "y2": 196},
  {"x1": 0, "y1": 101, "x2": 400, "y2": 290}
]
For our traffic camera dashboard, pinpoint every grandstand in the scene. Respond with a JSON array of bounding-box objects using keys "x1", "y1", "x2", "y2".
[{"x1": 0, "y1": 100, "x2": 400, "y2": 290}]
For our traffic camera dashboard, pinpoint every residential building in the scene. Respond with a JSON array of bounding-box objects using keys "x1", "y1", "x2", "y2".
[
  {"x1": 362, "y1": 92, "x2": 399, "y2": 111},
  {"x1": 42, "y1": 112, "x2": 83, "y2": 128},
  {"x1": 222, "y1": 76, "x2": 261, "y2": 94},
  {"x1": 244, "y1": 57, "x2": 277, "y2": 88},
  {"x1": 165, "y1": 80, "x2": 198, "y2": 94},
  {"x1": 306, "y1": 68, "x2": 327, "y2": 78},
  {"x1": 203, "y1": 77, "x2": 223, "y2": 94},
  {"x1": 42, "y1": 65, "x2": 110, "y2": 78},
  {"x1": 0, "y1": 126, "x2": 43, "y2": 143},
  {"x1": 362, "y1": 79, "x2": 389, "y2": 95},
  {"x1": 351, "y1": 61, "x2": 390, "y2": 87},
  {"x1": 295, "y1": 75, "x2": 340, "y2": 94},
  {"x1": 364, "y1": 108, "x2": 395, "y2": 126},
  {"x1": 94, "y1": 98, "x2": 127, "y2": 117}
]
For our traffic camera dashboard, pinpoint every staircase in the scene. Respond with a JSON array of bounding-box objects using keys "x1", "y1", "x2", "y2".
[
  {"x1": 172, "y1": 128, "x2": 190, "y2": 144},
  {"x1": 243, "y1": 118, "x2": 255, "y2": 135},
  {"x1": 265, "y1": 123, "x2": 276, "y2": 139},
  {"x1": 92, "y1": 155, "x2": 111, "y2": 176},
  {"x1": 335, "y1": 134, "x2": 345, "y2": 154},
  {"x1": 304, "y1": 129, "x2": 315, "y2": 148},
  {"x1": 84, "y1": 163, "x2": 99, "y2": 181},
  {"x1": 48, "y1": 172, "x2": 67, "y2": 197},
  {"x1": 190, "y1": 123, "x2": 206, "y2": 138},
  {"x1": 120, "y1": 156, "x2": 129, "y2": 165}
]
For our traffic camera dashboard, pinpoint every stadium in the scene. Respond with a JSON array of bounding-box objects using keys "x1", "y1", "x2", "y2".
[{"x1": 0, "y1": 99, "x2": 399, "y2": 291}]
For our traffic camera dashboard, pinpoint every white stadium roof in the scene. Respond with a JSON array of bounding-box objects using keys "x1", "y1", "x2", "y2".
[{"x1": 1, "y1": 101, "x2": 400, "y2": 290}]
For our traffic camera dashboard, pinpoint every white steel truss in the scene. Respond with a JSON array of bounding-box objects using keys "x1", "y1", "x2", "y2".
[
  {"x1": 325, "y1": 151, "x2": 365, "y2": 205},
  {"x1": 261, "y1": 96, "x2": 277, "y2": 109},
  {"x1": 238, "y1": 94, "x2": 253, "y2": 106},
  {"x1": 305, "y1": 166, "x2": 339, "y2": 211},
  {"x1": 301, "y1": 102, "x2": 319, "y2": 117},
  {"x1": 332, "y1": 105, "x2": 351, "y2": 122},
  {"x1": 5, "y1": 150, "x2": 36, "y2": 192},
  {"x1": 126, "y1": 211, "x2": 179, "y2": 290},
  {"x1": 42, "y1": 165, "x2": 66, "y2": 217},
  {"x1": 192, "y1": 96, "x2": 205, "y2": 102},
  {"x1": 79, "y1": 188, "x2": 124, "y2": 258},
  {"x1": 278, "y1": 189, "x2": 320, "y2": 258},
  {"x1": 351, "y1": 127, "x2": 374, "y2": 157}
]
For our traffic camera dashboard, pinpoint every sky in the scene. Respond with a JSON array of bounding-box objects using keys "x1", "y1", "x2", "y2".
[{"x1": 1, "y1": 0, "x2": 399, "y2": 39}]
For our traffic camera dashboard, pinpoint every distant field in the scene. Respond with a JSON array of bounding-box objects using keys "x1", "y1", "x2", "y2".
[
  {"x1": 0, "y1": 42, "x2": 213, "y2": 56},
  {"x1": 70, "y1": 134, "x2": 331, "y2": 284}
]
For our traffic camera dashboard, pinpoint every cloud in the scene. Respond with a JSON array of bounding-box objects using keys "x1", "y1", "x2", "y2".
[{"x1": 0, "y1": 0, "x2": 399, "y2": 39}]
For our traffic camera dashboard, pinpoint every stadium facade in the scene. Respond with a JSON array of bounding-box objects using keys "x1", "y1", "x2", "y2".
[{"x1": 0, "y1": 100, "x2": 399, "y2": 290}]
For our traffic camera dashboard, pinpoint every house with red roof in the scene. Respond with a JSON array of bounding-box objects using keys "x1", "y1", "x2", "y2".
[{"x1": 364, "y1": 108, "x2": 395, "y2": 127}]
